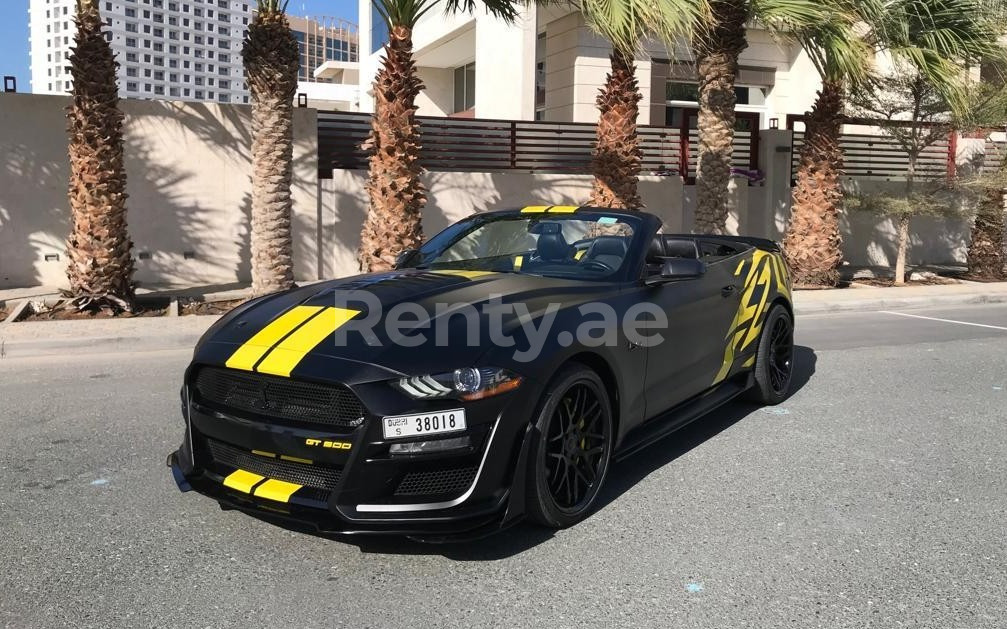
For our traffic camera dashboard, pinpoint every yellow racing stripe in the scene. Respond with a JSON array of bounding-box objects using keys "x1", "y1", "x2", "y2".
[
  {"x1": 279, "y1": 455, "x2": 313, "y2": 465},
  {"x1": 222, "y1": 469, "x2": 265, "y2": 493},
  {"x1": 225, "y1": 306, "x2": 323, "y2": 372},
  {"x1": 513, "y1": 255, "x2": 523, "y2": 270},
  {"x1": 548, "y1": 205, "x2": 579, "y2": 213},
  {"x1": 256, "y1": 307, "x2": 361, "y2": 377},
  {"x1": 253, "y1": 478, "x2": 303, "y2": 503},
  {"x1": 520, "y1": 205, "x2": 551, "y2": 213},
  {"x1": 432, "y1": 270, "x2": 496, "y2": 279}
]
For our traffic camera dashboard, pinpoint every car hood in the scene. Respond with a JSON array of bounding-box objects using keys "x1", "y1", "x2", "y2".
[{"x1": 195, "y1": 269, "x2": 618, "y2": 381}]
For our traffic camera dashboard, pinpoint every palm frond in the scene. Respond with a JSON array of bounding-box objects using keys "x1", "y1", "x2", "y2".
[
  {"x1": 255, "y1": 0, "x2": 290, "y2": 13},
  {"x1": 562, "y1": 0, "x2": 707, "y2": 54},
  {"x1": 442, "y1": 0, "x2": 521, "y2": 21},
  {"x1": 372, "y1": 0, "x2": 441, "y2": 29},
  {"x1": 748, "y1": 0, "x2": 836, "y2": 32}
]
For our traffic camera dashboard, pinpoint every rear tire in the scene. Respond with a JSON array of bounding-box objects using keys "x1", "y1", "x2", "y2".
[
  {"x1": 525, "y1": 364, "x2": 614, "y2": 529},
  {"x1": 746, "y1": 304, "x2": 795, "y2": 405}
]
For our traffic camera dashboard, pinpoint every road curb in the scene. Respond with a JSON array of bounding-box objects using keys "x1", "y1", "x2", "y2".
[
  {"x1": 0, "y1": 333, "x2": 206, "y2": 359},
  {"x1": 793, "y1": 291, "x2": 1007, "y2": 315}
]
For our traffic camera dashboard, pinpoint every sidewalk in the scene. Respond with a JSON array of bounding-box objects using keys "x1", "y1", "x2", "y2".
[
  {"x1": 793, "y1": 281, "x2": 1007, "y2": 314},
  {"x1": 2, "y1": 281, "x2": 1006, "y2": 358}
]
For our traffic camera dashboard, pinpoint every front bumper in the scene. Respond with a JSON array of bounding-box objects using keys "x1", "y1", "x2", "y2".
[{"x1": 169, "y1": 372, "x2": 537, "y2": 539}]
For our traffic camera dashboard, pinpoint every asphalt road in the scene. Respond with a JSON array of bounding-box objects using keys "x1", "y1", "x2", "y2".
[{"x1": 1, "y1": 303, "x2": 1005, "y2": 628}]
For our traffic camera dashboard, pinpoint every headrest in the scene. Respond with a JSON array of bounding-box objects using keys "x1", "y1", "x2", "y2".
[
  {"x1": 663, "y1": 237, "x2": 699, "y2": 259},
  {"x1": 529, "y1": 221, "x2": 562, "y2": 235},
  {"x1": 590, "y1": 236, "x2": 628, "y2": 257},
  {"x1": 536, "y1": 231, "x2": 571, "y2": 261}
]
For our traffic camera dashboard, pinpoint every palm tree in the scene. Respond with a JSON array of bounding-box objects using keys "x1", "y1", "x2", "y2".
[
  {"x1": 692, "y1": 0, "x2": 830, "y2": 233},
  {"x1": 359, "y1": 0, "x2": 521, "y2": 272},
  {"x1": 65, "y1": 0, "x2": 134, "y2": 312},
  {"x1": 243, "y1": 0, "x2": 300, "y2": 297},
  {"x1": 576, "y1": 0, "x2": 706, "y2": 209},
  {"x1": 784, "y1": 0, "x2": 1004, "y2": 286}
]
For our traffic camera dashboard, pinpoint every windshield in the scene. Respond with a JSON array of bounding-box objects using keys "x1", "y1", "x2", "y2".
[{"x1": 404, "y1": 212, "x2": 641, "y2": 281}]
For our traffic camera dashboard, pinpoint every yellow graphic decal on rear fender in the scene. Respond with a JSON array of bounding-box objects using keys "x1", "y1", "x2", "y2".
[{"x1": 713, "y1": 249, "x2": 784, "y2": 385}]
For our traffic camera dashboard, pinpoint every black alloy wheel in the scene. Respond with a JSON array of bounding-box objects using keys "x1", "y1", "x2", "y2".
[{"x1": 526, "y1": 364, "x2": 614, "y2": 528}]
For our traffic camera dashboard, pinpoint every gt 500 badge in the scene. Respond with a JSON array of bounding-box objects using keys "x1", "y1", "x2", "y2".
[{"x1": 304, "y1": 438, "x2": 352, "y2": 450}]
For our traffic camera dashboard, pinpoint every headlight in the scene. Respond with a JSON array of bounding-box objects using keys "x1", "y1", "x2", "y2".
[{"x1": 394, "y1": 367, "x2": 522, "y2": 401}]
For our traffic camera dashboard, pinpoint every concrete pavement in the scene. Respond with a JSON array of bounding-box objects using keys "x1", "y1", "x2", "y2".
[{"x1": 1, "y1": 302, "x2": 1005, "y2": 628}]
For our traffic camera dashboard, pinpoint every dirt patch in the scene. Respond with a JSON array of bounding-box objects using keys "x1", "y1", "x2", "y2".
[
  {"x1": 852, "y1": 276, "x2": 959, "y2": 288},
  {"x1": 958, "y1": 274, "x2": 1007, "y2": 283},
  {"x1": 22, "y1": 301, "x2": 167, "y2": 320},
  {"x1": 793, "y1": 281, "x2": 852, "y2": 290},
  {"x1": 179, "y1": 298, "x2": 245, "y2": 316}
]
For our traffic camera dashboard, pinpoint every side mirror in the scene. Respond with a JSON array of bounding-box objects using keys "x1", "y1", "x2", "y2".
[
  {"x1": 645, "y1": 258, "x2": 706, "y2": 286},
  {"x1": 394, "y1": 249, "x2": 418, "y2": 269}
]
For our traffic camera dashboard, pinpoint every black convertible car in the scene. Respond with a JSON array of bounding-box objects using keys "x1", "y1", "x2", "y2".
[{"x1": 168, "y1": 206, "x2": 794, "y2": 540}]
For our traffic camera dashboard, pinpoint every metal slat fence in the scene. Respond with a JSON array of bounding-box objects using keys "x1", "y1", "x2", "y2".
[
  {"x1": 787, "y1": 115, "x2": 955, "y2": 181},
  {"x1": 317, "y1": 111, "x2": 758, "y2": 181}
]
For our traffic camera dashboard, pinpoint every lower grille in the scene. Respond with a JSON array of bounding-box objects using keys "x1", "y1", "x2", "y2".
[
  {"x1": 207, "y1": 439, "x2": 342, "y2": 491},
  {"x1": 193, "y1": 366, "x2": 366, "y2": 429},
  {"x1": 394, "y1": 466, "x2": 478, "y2": 497}
]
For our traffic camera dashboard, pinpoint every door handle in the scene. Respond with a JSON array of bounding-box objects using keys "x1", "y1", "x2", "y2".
[{"x1": 721, "y1": 285, "x2": 737, "y2": 297}]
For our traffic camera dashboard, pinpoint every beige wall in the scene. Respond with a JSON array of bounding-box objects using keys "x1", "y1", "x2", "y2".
[
  {"x1": 0, "y1": 93, "x2": 978, "y2": 290},
  {"x1": 0, "y1": 93, "x2": 318, "y2": 289},
  {"x1": 321, "y1": 170, "x2": 684, "y2": 278}
]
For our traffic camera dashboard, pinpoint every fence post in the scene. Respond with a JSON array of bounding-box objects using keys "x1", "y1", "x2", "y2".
[
  {"x1": 679, "y1": 130, "x2": 689, "y2": 181},
  {"x1": 510, "y1": 121, "x2": 517, "y2": 170},
  {"x1": 947, "y1": 130, "x2": 958, "y2": 181}
]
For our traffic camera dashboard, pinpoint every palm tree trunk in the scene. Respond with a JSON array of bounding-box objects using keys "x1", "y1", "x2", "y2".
[
  {"x1": 244, "y1": 8, "x2": 300, "y2": 297},
  {"x1": 894, "y1": 213, "x2": 910, "y2": 285},
  {"x1": 894, "y1": 156, "x2": 916, "y2": 285},
  {"x1": 967, "y1": 187, "x2": 1006, "y2": 279},
  {"x1": 589, "y1": 46, "x2": 643, "y2": 209},
  {"x1": 693, "y1": 0, "x2": 748, "y2": 234},
  {"x1": 359, "y1": 25, "x2": 426, "y2": 273},
  {"x1": 65, "y1": 0, "x2": 134, "y2": 312},
  {"x1": 783, "y1": 80, "x2": 845, "y2": 287}
]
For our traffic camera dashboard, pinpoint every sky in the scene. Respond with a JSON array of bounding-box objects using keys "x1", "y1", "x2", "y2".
[{"x1": 0, "y1": 0, "x2": 358, "y2": 93}]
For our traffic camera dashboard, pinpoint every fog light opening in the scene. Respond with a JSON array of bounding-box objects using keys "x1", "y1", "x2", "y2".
[{"x1": 389, "y1": 435, "x2": 472, "y2": 456}]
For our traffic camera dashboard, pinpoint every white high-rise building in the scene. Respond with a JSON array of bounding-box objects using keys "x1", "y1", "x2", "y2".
[{"x1": 29, "y1": 0, "x2": 252, "y2": 104}]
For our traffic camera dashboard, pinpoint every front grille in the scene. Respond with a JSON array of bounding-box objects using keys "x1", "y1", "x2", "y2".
[
  {"x1": 207, "y1": 439, "x2": 343, "y2": 491},
  {"x1": 193, "y1": 366, "x2": 366, "y2": 429},
  {"x1": 394, "y1": 466, "x2": 478, "y2": 497}
]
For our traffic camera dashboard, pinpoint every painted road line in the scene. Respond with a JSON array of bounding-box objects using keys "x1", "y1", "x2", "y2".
[{"x1": 879, "y1": 311, "x2": 1007, "y2": 331}]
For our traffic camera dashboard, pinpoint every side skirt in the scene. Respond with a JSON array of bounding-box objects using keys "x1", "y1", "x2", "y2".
[{"x1": 613, "y1": 373, "x2": 752, "y2": 462}]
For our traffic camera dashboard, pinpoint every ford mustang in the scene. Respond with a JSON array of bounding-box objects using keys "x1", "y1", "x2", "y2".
[{"x1": 168, "y1": 206, "x2": 795, "y2": 541}]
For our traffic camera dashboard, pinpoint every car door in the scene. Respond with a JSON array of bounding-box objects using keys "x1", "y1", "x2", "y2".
[{"x1": 638, "y1": 247, "x2": 743, "y2": 418}]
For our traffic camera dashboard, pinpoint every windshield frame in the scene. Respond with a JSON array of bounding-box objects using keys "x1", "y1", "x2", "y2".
[{"x1": 398, "y1": 209, "x2": 660, "y2": 283}]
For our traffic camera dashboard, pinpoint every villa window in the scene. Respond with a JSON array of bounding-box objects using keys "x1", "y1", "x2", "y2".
[{"x1": 453, "y1": 62, "x2": 476, "y2": 114}]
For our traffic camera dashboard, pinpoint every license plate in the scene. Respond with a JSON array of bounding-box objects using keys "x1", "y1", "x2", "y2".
[{"x1": 382, "y1": 409, "x2": 467, "y2": 440}]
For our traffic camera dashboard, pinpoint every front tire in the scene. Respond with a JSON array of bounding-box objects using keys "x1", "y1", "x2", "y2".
[
  {"x1": 525, "y1": 364, "x2": 614, "y2": 529},
  {"x1": 746, "y1": 304, "x2": 795, "y2": 405}
]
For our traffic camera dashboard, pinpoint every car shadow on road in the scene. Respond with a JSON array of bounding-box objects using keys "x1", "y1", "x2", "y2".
[
  {"x1": 273, "y1": 346, "x2": 816, "y2": 560},
  {"x1": 595, "y1": 345, "x2": 816, "y2": 514}
]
